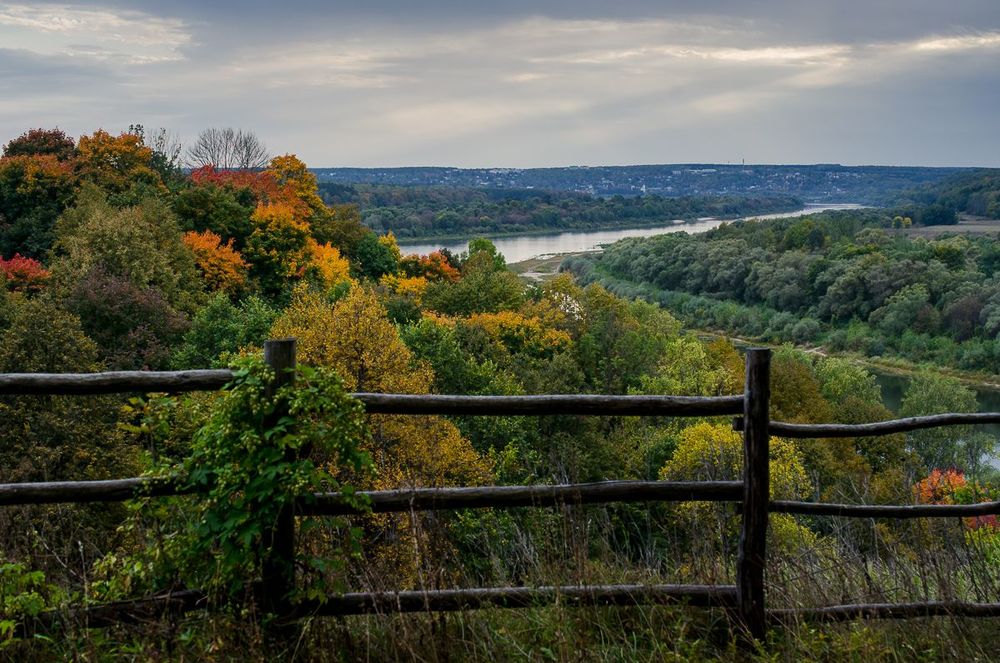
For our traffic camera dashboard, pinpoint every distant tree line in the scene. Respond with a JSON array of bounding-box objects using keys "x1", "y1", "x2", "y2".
[
  {"x1": 318, "y1": 183, "x2": 802, "y2": 239},
  {"x1": 566, "y1": 209, "x2": 1000, "y2": 373},
  {"x1": 891, "y1": 169, "x2": 1000, "y2": 221}
]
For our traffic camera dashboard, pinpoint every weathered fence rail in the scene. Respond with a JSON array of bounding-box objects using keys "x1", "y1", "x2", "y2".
[{"x1": 4, "y1": 339, "x2": 1000, "y2": 645}]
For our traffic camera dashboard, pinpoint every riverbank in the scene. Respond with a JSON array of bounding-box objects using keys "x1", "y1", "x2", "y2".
[
  {"x1": 507, "y1": 251, "x2": 1000, "y2": 394},
  {"x1": 692, "y1": 327, "x2": 1000, "y2": 392},
  {"x1": 401, "y1": 204, "x2": 867, "y2": 263}
]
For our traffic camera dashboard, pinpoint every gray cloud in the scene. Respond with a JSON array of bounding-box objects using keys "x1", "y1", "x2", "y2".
[{"x1": 1, "y1": 1, "x2": 998, "y2": 166}]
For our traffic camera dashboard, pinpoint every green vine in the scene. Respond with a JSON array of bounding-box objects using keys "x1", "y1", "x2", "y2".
[
  {"x1": 182, "y1": 356, "x2": 372, "y2": 600},
  {"x1": 96, "y1": 356, "x2": 372, "y2": 608}
]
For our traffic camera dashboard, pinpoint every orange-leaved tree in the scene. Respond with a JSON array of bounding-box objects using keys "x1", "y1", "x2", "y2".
[
  {"x1": 1, "y1": 253, "x2": 50, "y2": 292},
  {"x1": 182, "y1": 230, "x2": 248, "y2": 293}
]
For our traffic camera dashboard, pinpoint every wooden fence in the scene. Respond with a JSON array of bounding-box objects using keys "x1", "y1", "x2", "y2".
[{"x1": 3, "y1": 339, "x2": 1000, "y2": 643}]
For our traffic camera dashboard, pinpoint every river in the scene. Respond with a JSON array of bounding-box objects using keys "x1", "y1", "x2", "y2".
[{"x1": 397, "y1": 203, "x2": 867, "y2": 264}]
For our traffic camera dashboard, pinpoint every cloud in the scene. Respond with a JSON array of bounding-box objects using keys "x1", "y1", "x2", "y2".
[
  {"x1": 0, "y1": 3, "x2": 998, "y2": 167},
  {"x1": 910, "y1": 31, "x2": 1000, "y2": 52},
  {"x1": 0, "y1": 3, "x2": 191, "y2": 64}
]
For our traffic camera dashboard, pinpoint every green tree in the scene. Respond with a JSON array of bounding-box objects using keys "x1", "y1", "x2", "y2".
[
  {"x1": 52, "y1": 188, "x2": 202, "y2": 312},
  {"x1": 0, "y1": 155, "x2": 76, "y2": 258},
  {"x1": 172, "y1": 293, "x2": 277, "y2": 369},
  {"x1": 900, "y1": 372, "x2": 986, "y2": 476},
  {"x1": 423, "y1": 251, "x2": 525, "y2": 316}
]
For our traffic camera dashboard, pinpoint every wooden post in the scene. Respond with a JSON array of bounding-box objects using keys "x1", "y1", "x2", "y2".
[
  {"x1": 261, "y1": 338, "x2": 296, "y2": 617},
  {"x1": 737, "y1": 348, "x2": 771, "y2": 642}
]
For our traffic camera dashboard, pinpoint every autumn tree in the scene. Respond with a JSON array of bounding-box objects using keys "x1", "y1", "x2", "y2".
[
  {"x1": 74, "y1": 129, "x2": 164, "y2": 194},
  {"x1": 3, "y1": 128, "x2": 76, "y2": 161},
  {"x1": 0, "y1": 154, "x2": 76, "y2": 258},
  {"x1": 0, "y1": 254, "x2": 50, "y2": 293},
  {"x1": 242, "y1": 201, "x2": 312, "y2": 298},
  {"x1": 183, "y1": 230, "x2": 249, "y2": 293},
  {"x1": 270, "y1": 285, "x2": 489, "y2": 488},
  {"x1": 399, "y1": 250, "x2": 460, "y2": 282},
  {"x1": 660, "y1": 422, "x2": 814, "y2": 553},
  {"x1": 306, "y1": 240, "x2": 352, "y2": 289}
]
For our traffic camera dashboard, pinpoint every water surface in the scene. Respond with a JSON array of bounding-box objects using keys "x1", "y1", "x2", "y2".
[{"x1": 397, "y1": 204, "x2": 865, "y2": 264}]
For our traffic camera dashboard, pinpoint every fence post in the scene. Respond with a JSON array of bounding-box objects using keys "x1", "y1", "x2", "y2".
[
  {"x1": 261, "y1": 338, "x2": 297, "y2": 617},
  {"x1": 737, "y1": 348, "x2": 771, "y2": 642}
]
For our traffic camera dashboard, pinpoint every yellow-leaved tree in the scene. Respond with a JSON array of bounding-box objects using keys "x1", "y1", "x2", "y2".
[
  {"x1": 306, "y1": 239, "x2": 352, "y2": 289},
  {"x1": 659, "y1": 422, "x2": 818, "y2": 560},
  {"x1": 270, "y1": 285, "x2": 489, "y2": 489},
  {"x1": 271, "y1": 285, "x2": 490, "y2": 586}
]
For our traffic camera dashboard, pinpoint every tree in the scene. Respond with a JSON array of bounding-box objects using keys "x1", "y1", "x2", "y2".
[
  {"x1": 306, "y1": 240, "x2": 352, "y2": 288},
  {"x1": 0, "y1": 254, "x2": 49, "y2": 293},
  {"x1": 171, "y1": 293, "x2": 277, "y2": 369},
  {"x1": 465, "y1": 238, "x2": 506, "y2": 271},
  {"x1": 901, "y1": 372, "x2": 986, "y2": 476},
  {"x1": 353, "y1": 232, "x2": 399, "y2": 280},
  {"x1": 423, "y1": 250, "x2": 524, "y2": 316},
  {"x1": 0, "y1": 297, "x2": 134, "y2": 575},
  {"x1": 66, "y1": 269, "x2": 189, "y2": 370},
  {"x1": 74, "y1": 129, "x2": 163, "y2": 193},
  {"x1": 186, "y1": 128, "x2": 269, "y2": 170},
  {"x1": 128, "y1": 124, "x2": 183, "y2": 182},
  {"x1": 242, "y1": 201, "x2": 311, "y2": 298},
  {"x1": 182, "y1": 230, "x2": 249, "y2": 293},
  {"x1": 311, "y1": 203, "x2": 369, "y2": 258},
  {"x1": 3, "y1": 128, "x2": 75, "y2": 161},
  {"x1": 51, "y1": 189, "x2": 202, "y2": 311},
  {"x1": 868, "y1": 284, "x2": 936, "y2": 336},
  {"x1": 172, "y1": 181, "x2": 256, "y2": 249},
  {"x1": 270, "y1": 286, "x2": 489, "y2": 489},
  {"x1": 0, "y1": 154, "x2": 76, "y2": 258}
]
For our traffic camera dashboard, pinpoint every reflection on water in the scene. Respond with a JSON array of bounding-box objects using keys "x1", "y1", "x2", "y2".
[
  {"x1": 873, "y1": 368, "x2": 1000, "y2": 423},
  {"x1": 397, "y1": 204, "x2": 866, "y2": 264}
]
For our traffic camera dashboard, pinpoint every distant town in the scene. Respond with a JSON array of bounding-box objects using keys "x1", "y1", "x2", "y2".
[{"x1": 311, "y1": 163, "x2": 969, "y2": 203}]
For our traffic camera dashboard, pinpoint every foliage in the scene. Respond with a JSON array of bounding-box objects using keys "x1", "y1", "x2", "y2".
[
  {"x1": 74, "y1": 129, "x2": 163, "y2": 193},
  {"x1": 331, "y1": 182, "x2": 804, "y2": 240},
  {"x1": 900, "y1": 372, "x2": 985, "y2": 475},
  {"x1": 65, "y1": 268, "x2": 189, "y2": 370},
  {"x1": 0, "y1": 154, "x2": 76, "y2": 258},
  {"x1": 569, "y1": 207, "x2": 1000, "y2": 373},
  {"x1": 183, "y1": 230, "x2": 249, "y2": 293},
  {"x1": 2, "y1": 128, "x2": 75, "y2": 161},
  {"x1": 243, "y1": 202, "x2": 312, "y2": 298},
  {"x1": 0, "y1": 562, "x2": 58, "y2": 649},
  {"x1": 353, "y1": 231, "x2": 399, "y2": 280},
  {"x1": 175, "y1": 357, "x2": 371, "y2": 599},
  {"x1": 0, "y1": 254, "x2": 49, "y2": 292},
  {"x1": 399, "y1": 250, "x2": 460, "y2": 282},
  {"x1": 52, "y1": 188, "x2": 202, "y2": 311},
  {"x1": 306, "y1": 239, "x2": 352, "y2": 289},
  {"x1": 173, "y1": 183, "x2": 256, "y2": 249},
  {"x1": 423, "y1": 249, "x2": 525, "y2": 316},
  {"x1": 172, "y1": 293, "x2": 277, "y2": 368}
]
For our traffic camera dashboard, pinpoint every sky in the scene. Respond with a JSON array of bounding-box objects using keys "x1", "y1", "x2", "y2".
[{"x1": 1, "y1": 1, "x2": 999, "y2": 168}]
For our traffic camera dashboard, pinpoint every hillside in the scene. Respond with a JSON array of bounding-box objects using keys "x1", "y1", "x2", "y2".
[
  {"x1": 1, "y1": 128, "x2": 999, "y2": 659},
  {"x1": 317, "y1": 182, "x2": 803, "y2": 239},
  {"x1": 311, "y1": 164, "x2": 967, "y2": 202}
]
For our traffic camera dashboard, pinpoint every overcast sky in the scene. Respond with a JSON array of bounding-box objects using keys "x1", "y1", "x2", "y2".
[{"x1": 1, "y1": 1, "x2": 998, "y2": 167}]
